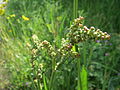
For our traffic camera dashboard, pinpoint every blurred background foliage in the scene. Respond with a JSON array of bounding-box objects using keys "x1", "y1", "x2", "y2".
[{"x1": 0, "y1": 0, "x2": 120, "y2": 90}]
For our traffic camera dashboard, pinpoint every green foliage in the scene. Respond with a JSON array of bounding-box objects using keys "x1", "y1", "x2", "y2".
[
  {"x1": 81, "y1": 66, "x2": 88, "y2": 90},
  {"x1": 0, "y1": 0, "x2": 120, "y2": 90}
]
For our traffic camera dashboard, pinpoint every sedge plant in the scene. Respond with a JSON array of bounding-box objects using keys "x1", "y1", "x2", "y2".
[{"x1": 28, "y1": 16, "x2": 110, "y2": 90}]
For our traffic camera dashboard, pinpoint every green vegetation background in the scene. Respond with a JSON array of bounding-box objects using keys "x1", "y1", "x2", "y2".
[{"x1": 0, "y1": 0, "x2": 120, "y2": 90}]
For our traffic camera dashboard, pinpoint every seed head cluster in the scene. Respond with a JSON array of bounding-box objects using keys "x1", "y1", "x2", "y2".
[
  {"x1": 67, "y1": 16, "x2": 110, "y2": 45},
  {"x1": 29, "y1": 17, "x2": 110, "y2": 60},
  {"x1": 30, "y1": 35, "x2": 79, "y2": 59},
  {"x1": 31, "y1": 35, "x2": 56, "y2": 57},
  {"x1": 58, "y1": 38, "x2": 80, "y2": 58}
]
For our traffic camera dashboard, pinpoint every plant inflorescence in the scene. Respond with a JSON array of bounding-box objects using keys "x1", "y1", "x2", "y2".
[
  {"x1": 30, "y1": 16, "x2": 110, "y2": 60},
  {"x1": 26, "y1": 16, "x2": 111, "y2": 89}
]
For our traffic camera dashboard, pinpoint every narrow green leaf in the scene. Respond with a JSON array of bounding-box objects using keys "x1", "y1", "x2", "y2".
[
  {"x1": 43, "y1": 74, "x2": 48, "y2": 90},
  {"x1": 81, "y1": 65, "x2": 88, "y2": 90}
]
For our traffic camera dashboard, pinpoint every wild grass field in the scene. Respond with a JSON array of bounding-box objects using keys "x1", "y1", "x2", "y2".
[{"x1": 0, "y1": 0, "x2": 120, "y2": 90}]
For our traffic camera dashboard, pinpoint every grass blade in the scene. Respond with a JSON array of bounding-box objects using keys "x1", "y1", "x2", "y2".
[
  {"x1": 43, "y1": 74, "x2": 48, "y2": 90},
  {"x1": 81, "y1": 65, "x2": 88, "y2": 90}
]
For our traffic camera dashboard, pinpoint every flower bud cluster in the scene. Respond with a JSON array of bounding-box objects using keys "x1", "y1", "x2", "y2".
[
  {"x1": 67, "y1": 16, "x2": 110, "y2": 45},
  {"x1": 31, "y1": 35, "x2": 56, "y2": 57},
  {"x1": 31, "y1": 35, "x2": 41, "y2": 57},
  {"x1": 29, "y1": 17, "x2": 110, "y2": 60},
  {"x1": 58, "y1": 38, "x2": 80, "y2": 58},
  {"x1": 58, "y1": 41, "x2": 72, "y2": 56},
  {"x1": 31, "y1": 35, "x2": 80, "y2": 59},
  {"x1": 32, "y1": 34, "x2": 40, "y2": 45},
  {"x1": 0, "y1": 0, "x2": 8, "y2": 15},
  {"x1": 40, "y1": 40, "x2": 56, "y2": 57}
]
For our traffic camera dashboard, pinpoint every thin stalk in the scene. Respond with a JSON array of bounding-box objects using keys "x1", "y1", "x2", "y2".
[
  {"x1": 83, "y1": 42, "x2": 87, "y2": 66},
  {"x1": 77, "y1": 57, "x2": 82, "y2": 90},
  {"x1": 102, "y1": 56, "x2": 108, "y2": 90},
  {"x1": 8, "y1": 20, "x2": 16, "y2": 37},
  {"x1": 49, "y1": 70, "x2": 55, "y2": 90},
  {"x1": 75, "y1": 44, "x2": 82, "y2": 90},
  {"x1": 49, "y1": 58, "x2": 56, "y2": 90},
  {"x1": 73, "y1": 0, "x2": 78, "y2": 19},
  {"x1": 73, "y1": 0, "x2": 82, "y2": 89}
]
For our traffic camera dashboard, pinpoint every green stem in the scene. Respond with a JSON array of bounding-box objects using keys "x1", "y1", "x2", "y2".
[
  {"x1": 102, "y1": 52, "x2": 109, "y2": 90},
  {"x1": 49, "y1": 58, "x2": 56, "y2": 90},
  {"x1": 75, "y1": 44, "x2": 82, "y2": 90},
  {"x1": 83, "y1": 42, "x2": 87, "y2": 66},
  {"x1": 49, "y1": 70, "x2": 55, "y2": 90},
  {"x1": 8, "y1": 20, "x2": 16, "y2": 37},
  {"x1": 77, "y1": 56, "x2": 82, "y2": 90},
  {"x1": 73, "y1": 0, "x2": 83, "y2": 89},
  {"x1": 73, "y1": 0, "x2": 78, "y2": 19}
]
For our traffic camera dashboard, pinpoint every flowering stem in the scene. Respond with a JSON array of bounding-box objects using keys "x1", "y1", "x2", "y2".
[
  {"x1": 73, "y1": 0, "x2": 82, "y2": 89},
  {"x1": 49, "y1": 69, "x2": 55, "y2": 90},
  {"x1": 83, "y1": 42, "x2": 87, "y2": 66},
  {"x1": 73, "y1": 0, "x2": 78, "y2": 19},
  {"x1": 49, "y1": 58, "x2": 56, "y2": 90},
  {"x1": 75, "y1": 44, "x2": 82, "y2": 90}
]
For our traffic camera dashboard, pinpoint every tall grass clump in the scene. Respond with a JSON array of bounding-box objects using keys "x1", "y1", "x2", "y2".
[{"x1": 24, "y1": 16, "x2": 110, "y2": 90}]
